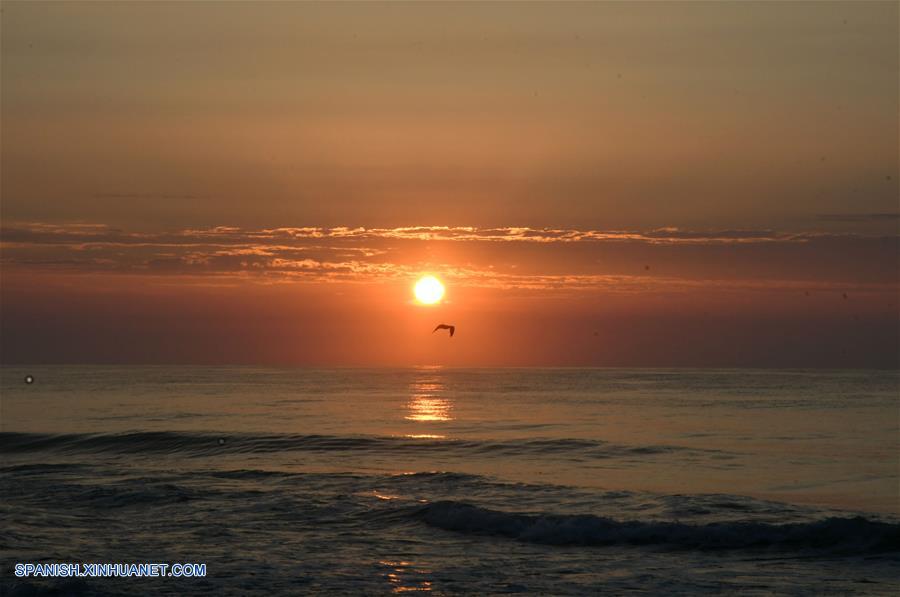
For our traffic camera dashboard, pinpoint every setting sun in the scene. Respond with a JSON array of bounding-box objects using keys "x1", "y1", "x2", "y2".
[{"x1": 414, "y1": 275, "x2": 445, "y2": 305}]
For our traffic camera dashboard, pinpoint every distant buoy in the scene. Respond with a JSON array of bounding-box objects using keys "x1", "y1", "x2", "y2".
[{"x1": 24, "y1": 375, "x2": 34, "y2": 384}]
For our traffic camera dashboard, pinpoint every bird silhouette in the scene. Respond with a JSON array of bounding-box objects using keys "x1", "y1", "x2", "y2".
[{"x1": 433, "y1": 324, "x2": 455, "y2": 337}]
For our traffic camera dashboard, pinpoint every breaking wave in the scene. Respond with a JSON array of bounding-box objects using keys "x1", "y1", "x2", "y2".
[{"x1": 412, "y1": 500, "x2": 900, "y2": 554}]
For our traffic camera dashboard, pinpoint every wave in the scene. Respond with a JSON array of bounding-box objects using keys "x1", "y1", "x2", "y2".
[
  {"x1": 412, "y1": 501, "x2": 900, "y2": 554},
  {"x1": 0, "y1": 431, "x2": 718, "y2": 459}
]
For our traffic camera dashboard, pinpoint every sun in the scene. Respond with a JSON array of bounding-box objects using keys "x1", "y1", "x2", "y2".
[{"x1": 414, "y1": 275, "x2": 445, "y2": 305}]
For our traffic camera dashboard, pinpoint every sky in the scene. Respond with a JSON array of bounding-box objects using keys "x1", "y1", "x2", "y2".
[{"x1": 1, "y1": 1, "x2": 898, "y2": 367}]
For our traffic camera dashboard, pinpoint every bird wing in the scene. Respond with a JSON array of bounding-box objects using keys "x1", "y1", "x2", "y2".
[
  {"x1": 432, "y1": 324, "x2": 447, "y2": 333},
  {"x1": 449, "y1": 326, "x2": 455, "y2": 337}
]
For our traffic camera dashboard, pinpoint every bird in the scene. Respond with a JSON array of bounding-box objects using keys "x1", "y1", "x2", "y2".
[{"x1": 433, "y1": 324, "x2": 455, "y2": 337}]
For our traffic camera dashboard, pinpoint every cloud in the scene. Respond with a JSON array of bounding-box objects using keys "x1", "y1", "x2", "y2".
[
  {"x1": 1, "y1": 222, "x2": 897, "y2": 290},
  {"x1": 0, "y1": 222, "x2": 825, "y2": 246},
  {"x1": 816, "y1": 213, "x2": 900, "y2": 222}
]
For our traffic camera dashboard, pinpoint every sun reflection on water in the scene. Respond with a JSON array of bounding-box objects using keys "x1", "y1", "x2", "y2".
[
  {"x1": 405, "y1": 397, "x2": 452, "y2": 422},
  {"x1": 380, "y1": 560, "x2": 433, "y2": 593},
  {"x1": 405, "y1": 375, "x2": 453, "y2": 422}
]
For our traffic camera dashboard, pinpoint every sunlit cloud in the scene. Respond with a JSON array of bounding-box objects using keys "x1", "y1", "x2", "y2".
[{"x1": 1, "y1": 222, "x2": 897, "y2": 292}]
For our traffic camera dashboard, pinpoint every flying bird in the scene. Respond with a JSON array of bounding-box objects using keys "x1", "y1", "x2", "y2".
[{"x1": 433, "y1": 324, "x2": 455, "y2": 337}]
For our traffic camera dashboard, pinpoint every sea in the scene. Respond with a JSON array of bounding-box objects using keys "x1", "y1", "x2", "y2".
[{"x1": 1, "y1": 366, "x2": 898, "y2": 595}]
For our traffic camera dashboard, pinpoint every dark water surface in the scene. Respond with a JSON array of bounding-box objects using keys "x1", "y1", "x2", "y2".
[{"x1": 1, "y1": 367, "x2": 898, "y2": 594}]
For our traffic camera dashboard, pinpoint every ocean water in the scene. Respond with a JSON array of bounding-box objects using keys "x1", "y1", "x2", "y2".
[{"x1": 1, "y1": 366, "x2": 898, "y2": 595}]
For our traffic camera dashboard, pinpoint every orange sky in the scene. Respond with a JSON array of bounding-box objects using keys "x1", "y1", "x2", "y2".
[{"x1": 1, "y1": 2, "x2": 897, "y2": 367}]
